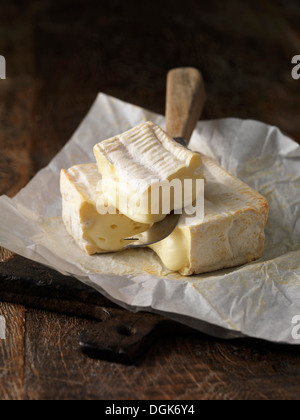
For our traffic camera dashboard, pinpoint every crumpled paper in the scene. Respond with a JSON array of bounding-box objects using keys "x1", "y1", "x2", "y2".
[{"x1": 0, "y1": 93, "x2": 299, "y2": 344}]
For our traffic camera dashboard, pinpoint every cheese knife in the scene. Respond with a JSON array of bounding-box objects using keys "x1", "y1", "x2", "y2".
[{"x1": 124, "y1": 67, "x2": 206, "y2": 248}]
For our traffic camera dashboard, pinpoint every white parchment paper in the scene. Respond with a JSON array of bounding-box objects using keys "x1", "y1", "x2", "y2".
[{"x1": 0, "y1": 93, "x2": 299, "y2": 344}]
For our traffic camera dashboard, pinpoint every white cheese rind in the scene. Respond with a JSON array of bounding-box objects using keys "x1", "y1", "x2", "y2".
[
  {"x1": 60, "y1": 164, "x2": 150, "y2": 254},
  {"x1": 93, "y1": 121, "x2": 203, "y2": 223},
  {"x1": 150, "y1": 155, "x2": 269, "y2": 276}
]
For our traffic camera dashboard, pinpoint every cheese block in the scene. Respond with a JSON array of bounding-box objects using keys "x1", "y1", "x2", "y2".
[
  {"x1": 60, "y1": 158, "x2": 269, "y2": 276},
  {"x1": 93, "y1": 121, "x2": 204, "y2": 224},
  {"x1": 60, "y1": 164, "x2": 150, "y2": 254},
  {"x1": 150, "y1": 155, "x2": 269, "y2": 276}
]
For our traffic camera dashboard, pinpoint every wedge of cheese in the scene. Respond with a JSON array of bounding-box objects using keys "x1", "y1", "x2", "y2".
[
  {"x1": 60, "y1": 164, "x2": 150, "y2": 254},
  {"x1": 150, "y1": 155, "x2": 269, "y2": 276},
  {"x1": 93, "y1": 121, "x2": 204, "y2": 224}
]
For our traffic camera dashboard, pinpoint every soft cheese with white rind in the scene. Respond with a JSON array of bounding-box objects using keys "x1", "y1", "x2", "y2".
[
  {"x1": 93, "y1": 121, "x2": 203, "y2": 224},
  {"x1": 150, "y1": 155, "x2": 269, "y2": 276},
  {"x1": 60, "y1": 164, "x2": 150, "y2": 254}
]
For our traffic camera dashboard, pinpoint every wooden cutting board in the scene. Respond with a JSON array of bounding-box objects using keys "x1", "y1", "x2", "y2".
[{"x1": 0, "y1": 252, "x2": 199, "y2": 364}]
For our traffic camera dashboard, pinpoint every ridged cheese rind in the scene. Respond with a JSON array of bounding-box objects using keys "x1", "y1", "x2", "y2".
[{"x1": 93, "y1": 121, "x2": 203, "y2": 223}]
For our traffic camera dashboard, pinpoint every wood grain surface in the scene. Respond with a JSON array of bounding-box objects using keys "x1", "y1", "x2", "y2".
[
  {"x1": 166, "y1": 68, "x2": 206, "y2": 140},
  {"x1": 0, "y1": 0, "x2": 300, "y2": 400}
]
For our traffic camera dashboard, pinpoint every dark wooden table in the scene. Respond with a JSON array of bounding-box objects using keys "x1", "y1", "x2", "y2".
[{"x1": 0, "y1": 0, "x2": 300, "y2": 400}]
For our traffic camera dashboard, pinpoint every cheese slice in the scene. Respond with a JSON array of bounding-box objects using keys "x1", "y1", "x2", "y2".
[
  {"x1": 93, "y1": 121, "x2": 203, "y2": 224},
  {"x1": 150, "y1": 155, "x2": 269, "y2": 276},
  {"x1": 60, "y1": 164, "x2": 150, "y2": 254}
]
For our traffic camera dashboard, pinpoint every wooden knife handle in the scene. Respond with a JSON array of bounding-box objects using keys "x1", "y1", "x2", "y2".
[{"x1": 166, "y1": 67, "x2": 206, "y2": 141}]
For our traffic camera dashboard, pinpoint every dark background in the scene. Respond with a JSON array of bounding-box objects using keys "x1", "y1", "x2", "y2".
[
  {"x1": 0, "y1": 0, "x2": 300, "y2": 400},
  {"x1": 0, "y1": 0, "x2": 300, "y2": 194}
]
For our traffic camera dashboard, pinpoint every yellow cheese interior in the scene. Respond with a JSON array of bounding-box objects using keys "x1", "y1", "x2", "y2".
[
  {"x1": 149, "y1": 227, "x2": 190, "y2": 272},
  {"x1": 150, "y1": 155, "x2": 269, "y2": 276},
  {"x1": 79, "y1": 201, "x2": 149, "y2": 253},
  {"x1": 60, "y1": 164, "x2": 150, "y2": 254}
]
